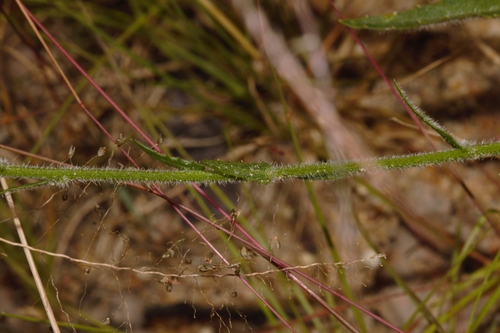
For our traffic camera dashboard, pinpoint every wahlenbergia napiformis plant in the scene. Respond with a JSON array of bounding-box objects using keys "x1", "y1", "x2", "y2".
[{"x1": 1, "y1": 84, "x2": 498, "y2": 194}]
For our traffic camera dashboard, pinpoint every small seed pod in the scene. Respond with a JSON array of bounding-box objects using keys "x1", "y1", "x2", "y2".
[
  {"x1": 68, "y1": 145, "x2": 76, "y2": 159},
  {"x1": 165, "y1": 280, "x2": 173, "y2": 293},
  {"x1": 162, "y1": 248, "x2": 175, "y2": 259},
  {"x1": 198, "y1": 263, "x2": 218, "y2": 272},
  {"x1": 271, "y1": 235, "x2": 281, "y2": 249},
  {"x1": 230, "y1": 209, "x2": 241, "y2": 225},
  {"x1": 116, "y1": 134, "x2": 127, "y2": 147},
  {"x1": 240, "y1": 246, "x2": 256, "y2": 260},
  {"x1": 97, "y1": 147, "x2": 106, "y2": 156}
]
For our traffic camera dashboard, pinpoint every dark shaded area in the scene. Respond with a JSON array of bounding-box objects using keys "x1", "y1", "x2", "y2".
[{"x1": 143, "y1": 303, "x2": 268, "y2": 331}]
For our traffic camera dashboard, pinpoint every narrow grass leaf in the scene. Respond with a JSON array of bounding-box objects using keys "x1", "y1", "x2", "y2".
[
  {"x1": 340, "y1": 0, "x2": 500, "y2": 30},
  {"x1": 423, "y1": 277, "x2": 500, "y2": 333},
  {"x1": 0, "y1": 181, "x2": 52, "y2": 196},
  {"x1": 394, "y1": 81, "x2": 465, "y2": 149},
  {"x1": 135, "y1": 140, "x2": 206, "y2": 171},
  {"x1": 468, "y1": 239, "x2": 500, "y2": 332}
]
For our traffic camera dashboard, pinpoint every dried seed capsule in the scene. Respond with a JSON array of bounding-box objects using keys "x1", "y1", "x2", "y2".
[
  {"x1": 165, "y1": 280, "x2": 173, "y2": 293},
  {"x1": 68, "y1": 145, "x2": 76, "y2": 159},
  {"x1": 271, "y1": 235, "x2": 281, "y2": 249},
  {"x1": 157, "y1": 277, "x2": 168, "y2": 284},
  {"x1": 97, "y1": 147, "x2": 106, "y2": 156},
  {"x1": 162, "y1": 248, "x2": 175, "y2": 259},
  {"x1": 230, "y1": 209, "x2": 241, "y2": 225},
  {"x1": 116, "y1": 134, "x2": 127, "y2": 147},
  {"x1": 198, "y1": 263, "x2": 218, "y2": 272},
  {"x1": 240, "y1": 246, "x2": 256, "y2": 260},
  {"x1": 94, "y1": 204, "x2": 102, "y2": 217}
]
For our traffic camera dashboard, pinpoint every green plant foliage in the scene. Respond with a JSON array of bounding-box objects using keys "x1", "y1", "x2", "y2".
[
  {"x1": 1, "y1": 90, "x2": 498, "y2": 194},
  {"x1": 394, "y1": 81, "x2": 465, "y2": 149},
  {"x1": 340, "y1": 0, "x2": 500, "y2": 30},
  {"x1": 135, "y1": 140, "x2": 275, "y2": 183},
  {"x1": 136, "y1": 141, "x2": 206, "y2": 171},
  {"x1": 1, "y1": 140, "x2": 498, "y2": 195}
]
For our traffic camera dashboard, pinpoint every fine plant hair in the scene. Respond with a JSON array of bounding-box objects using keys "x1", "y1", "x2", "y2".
[
  {"x1": 1, "y1": 1, "x2": 500, "y2": 333},
  {"x1": 1, "y1": 137, "x2": 500, "y2": 192}
]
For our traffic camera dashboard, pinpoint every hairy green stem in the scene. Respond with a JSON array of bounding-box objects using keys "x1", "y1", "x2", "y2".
[{"x1": 0, "y1": 142, "x2": 498, "y2": 194}]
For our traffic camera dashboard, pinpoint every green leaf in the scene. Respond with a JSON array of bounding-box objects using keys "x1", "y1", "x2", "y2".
[
  {"x1": 340, "y1": 0, "x2": 500, "y2": 30},
  {"x1": 394, "y1": 81, "x2": 465, "y2": 149},
  {"x1": 135, "y1": 140, "x2": 275, "y2": 183},
  {"x1": 0, "y1": 181, "x2": 52, "y2": 196},
  {"x1": 199, "y1": 160, "x2": 274, "y2": 184},
  {"x1": 134, "y1": 140, "x2": 206, "y2": 171}
]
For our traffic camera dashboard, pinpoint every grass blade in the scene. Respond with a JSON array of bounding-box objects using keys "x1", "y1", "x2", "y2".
[{"x1": 340, "y1": 0, "x2": 500, "y2": 30}]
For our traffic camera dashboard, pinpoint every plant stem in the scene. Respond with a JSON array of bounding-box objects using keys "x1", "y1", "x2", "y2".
[{"x1": 0, "y1": 142, "x2": 498, "y2": 191}]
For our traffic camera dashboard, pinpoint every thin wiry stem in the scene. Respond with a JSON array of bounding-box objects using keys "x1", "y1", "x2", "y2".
[
  {"x1": 329, "y1": 1, "x2": 433, "y2": 145},
  {"x1": 14, "y1": 3, "x2": 299, "y2": 329},
  {"x1": 156, "y1": 194, "x2": 405, "y2": 333},
  {"x1": 169, "y1": 201, "x2": 298, "y2": 332},
  {"x1": 1, "y1": 178, "x2": 61, "y2": 333}
]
